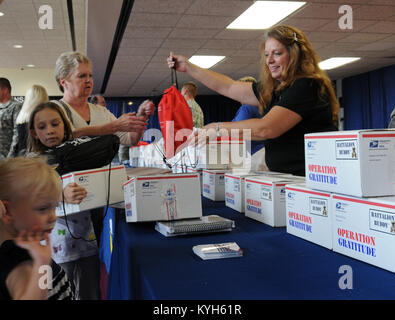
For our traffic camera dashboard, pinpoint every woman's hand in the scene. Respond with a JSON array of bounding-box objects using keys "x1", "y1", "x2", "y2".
[
  {"x1": 167, "y1": 52, "x2": 189, "y2": 73},
  {"x1": 137, "y1": 100, "x2": 156, "y2": 118},
  {"x1": 14, "y1": 227, "x2": 52, "y2": 267},
  {"x1": 63, "y1": 182, "x2": 87, "y2": 204},
  {"x1": 115, "y1": 112, "x2": 147, "y2": 133},
  {"x1": 186, "y1": 126, "x2": 218, "y2": 148}
]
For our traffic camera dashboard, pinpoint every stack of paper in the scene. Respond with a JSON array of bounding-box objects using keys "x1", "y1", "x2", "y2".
[
  {"x1": 193, "y1": 242, "x2": 243, "y2": 260},
  {"x1": 155, "y1": 215, "x2": 234, "y2": 237}
]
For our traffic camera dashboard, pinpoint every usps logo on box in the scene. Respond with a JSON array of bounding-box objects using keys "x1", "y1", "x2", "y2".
[
  {"x1": 334, "y1": 199, "x2": 351, "y2": 214},
  {"x1": 368, "y1": 139, "x2": 390, "y2": 151},
  {"x1": 141, "y1": 180, "x2": 159, "y2": 192},
  {"x1": 78, "y1": 175, "x2": 88, "y2": 183},
  {"x1": 306, "y1": 140, "x2": 317, "y2": 151},
  {"x1": 370, "y1": 140, "x2": 379, "y2": 148},
  {"x1": 287, "y1": 190, "x2": 296, "y2": 201}
]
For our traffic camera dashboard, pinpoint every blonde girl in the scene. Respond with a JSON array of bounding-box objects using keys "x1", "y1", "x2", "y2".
[
  {"x1": 27, "y1": 101, "x2": 100, "y2": 300},
  {"x1": 0, "y1": 157, "x2": 74, "y2": 300}
]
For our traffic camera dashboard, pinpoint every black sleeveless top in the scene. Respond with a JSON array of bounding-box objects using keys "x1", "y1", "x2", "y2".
[{"x1": 252, "y1": 78, "x2": 337, "y2": 176}]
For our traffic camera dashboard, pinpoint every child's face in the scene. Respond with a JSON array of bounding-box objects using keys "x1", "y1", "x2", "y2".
[
  {"x1": 32, "y1": 108, "x2": 65, "y2": 148},
  {"x1": 6, "y1": 194, "x2": 58, "y2": 239}
]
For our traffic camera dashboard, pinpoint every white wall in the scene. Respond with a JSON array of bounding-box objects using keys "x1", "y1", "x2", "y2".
[{"x1": 0, "y1": 67, "x2": 62, "y2": 96}]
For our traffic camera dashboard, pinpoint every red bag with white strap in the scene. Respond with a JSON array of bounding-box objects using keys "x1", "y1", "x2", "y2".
[{"x1": 158, "y1": 70, "x2": 193, "y2": 159}]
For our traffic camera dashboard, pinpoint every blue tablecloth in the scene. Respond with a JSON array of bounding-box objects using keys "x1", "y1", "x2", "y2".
[{"x1": 99, "y1": 197, "x2": 395, "y2": 300}]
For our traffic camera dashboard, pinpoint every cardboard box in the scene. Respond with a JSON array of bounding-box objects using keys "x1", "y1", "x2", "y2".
[
  {"x1": 129, "y1": 146, "x2": 139, "y2": 167},
  {"x1": 197, "y1": 139, "x2": 247, "y2": 170},
  {"x1": 224, "y1": 172, "x2": 266, "y2": 212},
  {"x1": 186, "y1": 166, "x2": 203, "y2": 194},
  {"x1": 276, "y1": 174, "x2": 306, "y2": 182},
  {"x1": 244, "y1": 176, "x2": 300, "y2": 227},
  {"x1": 225, "y1": 172, "x2": 305, "y2": 213},
  {"x1": 123, "y1": 173, "x2": 202, "y2": 222},
  {"x1": 331, "y1": 193, "x2": 395, "y2": 273},
  {"x1": 285, "y1": 183, "x2": 332, "y2": 249},
  {"x1": 305, "y1": 130, "x2": 395, "y2": 197},
  {"x1": 56, "y1": 165, "x2": 127, "y2": 216},
  {"x1": 225, "y1": 173, "x2": 251, "y2": 212},
  {"x1": 202, "y1": 169, "x2": 229, "y2": 201}
]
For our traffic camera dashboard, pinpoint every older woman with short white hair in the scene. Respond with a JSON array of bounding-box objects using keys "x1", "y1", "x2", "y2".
[
  {"x1": 51, "y1": 51, "x2": 155, "y2": 300},
  {"x1": 54, "y1": 51, "x2": 155, "y2": 145}
]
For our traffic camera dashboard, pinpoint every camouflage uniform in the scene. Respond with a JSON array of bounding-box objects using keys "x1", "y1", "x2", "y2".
[
  {"x1": 186, "y1": 98, "x2": 204, "y2": 128},
  {"x1": 0, "y1": 99, "x2": 22, "y2": 160}
]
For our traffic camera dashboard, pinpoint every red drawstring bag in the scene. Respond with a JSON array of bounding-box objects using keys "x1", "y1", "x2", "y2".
[{"x1": 158, "y1": 85, "x2": 193, "y2": 159}]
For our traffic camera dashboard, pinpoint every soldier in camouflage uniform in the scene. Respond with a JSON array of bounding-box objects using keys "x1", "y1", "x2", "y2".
[
  {"x1": 0, "y1": 78, "x2": 22, "y2": 160},
  {"x1": 181, "y1": 81, "x2": 204, "y2": 128}
]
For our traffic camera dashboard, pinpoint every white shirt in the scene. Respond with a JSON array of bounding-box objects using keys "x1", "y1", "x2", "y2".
[{"x1": 54, "y1": 100, "x2": 132, "y2": 145}]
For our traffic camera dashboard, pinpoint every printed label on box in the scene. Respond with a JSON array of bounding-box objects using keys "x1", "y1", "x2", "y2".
[
  {"x1": 288, "y1": 211, "x2": 313, "y2": 233},
  {"x1": 307, "y1": 164, "x2": 338, "y2": 186},
  {"x1": 261, "y1": 186, "x2": 272, "y2": 201},
  {"x1": 336, "y1": 227, "x2": 377, "y2": 258},
  {"x1": 233, "y1": 179, "x2": 240, "y2": 192},
  {"x1": 369, "y1": 209, "x2": 395, "y2": 235},
  {"x1": 246, "y1": 199, "x2": 262, "y2": 214},
  {"x1": 335, "y1": 139, "x2": 358, "y2": 160},
  {"x1": 125, "y1": 201, "x2": 133, "y2": 217},
  {"x1": 225, "y1": 193, "x2": 235, "y2": 205},
  {"x1": 309, "y1": 197, "x2": 329, "y2": 217},
  {"x1": 160, "y1": 184, "x2": 177, "y2": 220}
]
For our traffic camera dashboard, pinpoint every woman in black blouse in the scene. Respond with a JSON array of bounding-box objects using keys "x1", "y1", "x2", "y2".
[{"x1": 167, "y1": 25, "x2": 339, "y2": 176}]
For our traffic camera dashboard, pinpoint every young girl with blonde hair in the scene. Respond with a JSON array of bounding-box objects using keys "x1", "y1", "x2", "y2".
[
  {"x1": 27, "y1": 101, "x2": 100, "y2": 300},
  {"x1": 0, "y1": 157, "x2": 74, "y2": 300}
]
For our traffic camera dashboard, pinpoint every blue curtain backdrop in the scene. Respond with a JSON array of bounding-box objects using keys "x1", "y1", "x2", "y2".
[{"x1": 342, "y1": 64, "x2": 395, "y2": 130}]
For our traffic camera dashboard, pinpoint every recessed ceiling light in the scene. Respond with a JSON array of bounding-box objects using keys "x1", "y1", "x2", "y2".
[
  {"x1": 227, "y1": 1, "x2": 306, "y2": 30},
  {"x1": 319, "y1": 57, "x2": 361, "y2": 70},
  {"x1": 0, "y1": 12, "x2": 5, "y2": 17},
  {"x1": 26, "y1": 64, "x2": 35, "y2": 68},
  {"x1": 13, "y1": 44, "x2": 23, "y2": 48},
  {"x1": 189, "y1": 55, "x2": 226, "y2": 69}
]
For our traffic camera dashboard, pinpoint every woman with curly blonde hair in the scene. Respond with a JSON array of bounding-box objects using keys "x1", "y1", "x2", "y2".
[{"x1": 168, "y1": 25, "x2": 339, "y2": 176}]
